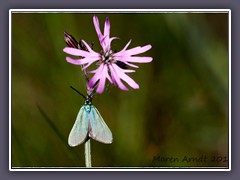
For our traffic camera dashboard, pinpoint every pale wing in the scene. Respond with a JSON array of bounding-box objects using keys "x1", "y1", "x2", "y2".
[
  {"x1": 68, "y1": 106, "x2": 89, "y2": 147},
  {"x1": 89, "y1": 106, "x2": 113, "y2": 144}
]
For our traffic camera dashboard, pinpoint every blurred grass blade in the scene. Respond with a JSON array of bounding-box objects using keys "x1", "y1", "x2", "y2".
[{"x1": 36, "y1": 104, "x2": 66, "y2": 146}]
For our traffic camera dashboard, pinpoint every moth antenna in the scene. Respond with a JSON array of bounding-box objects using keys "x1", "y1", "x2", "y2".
[{"x1": 70, "y1": 86, "x2": 86, "y2": 100}]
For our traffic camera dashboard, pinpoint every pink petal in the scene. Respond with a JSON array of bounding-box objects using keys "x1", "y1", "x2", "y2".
[
  {"x1": 124, "y1": 45, "x2": 152, "y2": 56},
  {"x1": 93, "y1": 16, "x2": 119, "y2": 54},
  {"x1": 96, "y1": 75, "x2": 106, "y2": 94},
  {"x1": 100, "y1": 35, "x2": 109, "y2": 52},
  {"x1": 81, "y1": 40, "x2": 99, "y2": 54},
  {"x1": 88, "y1": 64, "x2": 111, "y2": 94},
  {"x1": 102, "y1": 36, "x2": 119, "y2": 52},
  {"x1": 81, "y1": 61, "x2": 96, "y2": 70},
  {"x1": 88, "y1": 64, "x2": 103, "y2": 88},
  {"x1": 93, "y1": 16, "x2": 111, "y2": 53},
  {"x1": 122, "y1": 40, "x2": 132, "y2": 51},
  {"x1": 120, "y1": 56, "x2": 153, "y2": 63},
  {"x1": 109, "y1": 37, "x2": 119, "y2": 42},
  {"x1": 93, "y1": 16, "x2": 103, "y2": 42},
  {"x1": 95, "y1": 65, "x2": 112, "y2": 93},
  {"x1": 104, "y1": 17, "x2": 110, "y2": 38},
  {"x1": 123, "y1": 69, "x2": 135, "y2": 73},
  {"x1": 66, "y1": 57, "x2": 83, "y2": 65},
  {"x1": 112, "y1": 64, "x2": 139, "y2": 89},
  {"x1": 66, "y1": 56, "x2": 100, "y2": 66},
  {"x1": 114, "y1": 40, "x2": 132, "y2": 55},
  {"x1": 114, "y1": 43, "x2": 152, "y2": 57},
  {"x1": 100, "y1": 17, "x2": 112, "y2": 52},
  {"x1": 87, "y1": 69, "x2": 98, "y2": 74},
  {"x1": 63, "y1": 47, "x2": 90, "y2": 57},
  {"x1": 79, "y1": 56, "x2": 100, "y2": 64},
  {"x1": 115, "y1": 60, "x2": 139, "y2": 68},
  {"x1": 100, "y1": 36, "x2": 119, "y2": 53},
  {"x1": 109, "y1": 65, "x2": 128, "y2": 91},
  {"x1": 105, "y1": 68, "x2": 113, "y2": 83}
]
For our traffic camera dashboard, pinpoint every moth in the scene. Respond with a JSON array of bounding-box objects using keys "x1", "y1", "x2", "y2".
[{"x1": 68, "y1": 87, "x2": 113, "y2": 147}]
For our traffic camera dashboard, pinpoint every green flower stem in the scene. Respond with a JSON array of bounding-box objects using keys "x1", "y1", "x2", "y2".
[{"x1": 84, "y1": 138, "x2": 92, "y2": 167}]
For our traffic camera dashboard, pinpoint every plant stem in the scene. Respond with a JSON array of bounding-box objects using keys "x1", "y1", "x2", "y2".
[{"x1": 84, "y1": 138, "x2": 92, "y2": 167}]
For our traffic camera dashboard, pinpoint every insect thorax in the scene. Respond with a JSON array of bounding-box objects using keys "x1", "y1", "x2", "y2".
[
  {"x1": 84, "y1": 104, "x2": 92, "y2": 112},
  {"x1": 84, "y1": 99, "x2": 92, "y2": 112}
]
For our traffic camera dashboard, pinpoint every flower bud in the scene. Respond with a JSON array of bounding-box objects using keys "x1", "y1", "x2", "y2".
[{"x1": 64, "y1": 32, "x2": 78, "y2": 49}]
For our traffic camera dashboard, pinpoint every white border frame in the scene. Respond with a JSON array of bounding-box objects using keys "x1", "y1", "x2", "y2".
[{"x1": 9, "y1": 9, "x2": 231, "y2": 172}]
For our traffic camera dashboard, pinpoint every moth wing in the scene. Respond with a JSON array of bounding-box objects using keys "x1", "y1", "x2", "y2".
[
  {"x1": 68, "y1": 106, "x2": 89, "y2": 147},
  {"x1": 89, "y1": 106, "x2": 113, "y2": 144}
]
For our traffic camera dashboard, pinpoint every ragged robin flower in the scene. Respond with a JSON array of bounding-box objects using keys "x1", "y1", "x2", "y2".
[{"x1": 63, "y1": 15, "x2": 152, "y2": 94}]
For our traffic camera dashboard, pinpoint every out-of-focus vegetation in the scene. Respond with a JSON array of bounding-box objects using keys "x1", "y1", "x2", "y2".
[{"x1": 11, "y1": 12, "x2": 229, "y2": 168}]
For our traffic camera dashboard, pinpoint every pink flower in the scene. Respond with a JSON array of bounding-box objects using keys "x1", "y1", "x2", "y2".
[{"x1": 63, "y1": 16, "x2": 152, "y2": 94}]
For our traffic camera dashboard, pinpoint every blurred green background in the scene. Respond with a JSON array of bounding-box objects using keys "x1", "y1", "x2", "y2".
[{"x1": 11, "y1": 12, "x2": 229, "y2": 168}]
